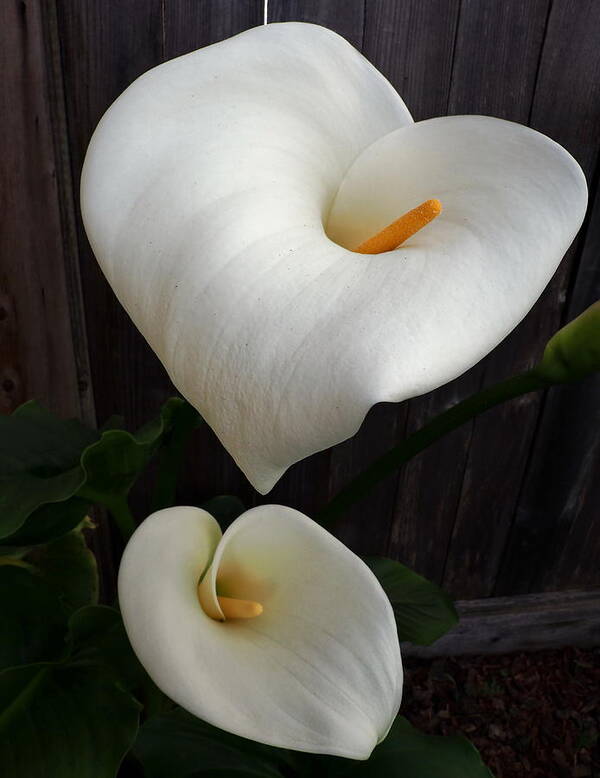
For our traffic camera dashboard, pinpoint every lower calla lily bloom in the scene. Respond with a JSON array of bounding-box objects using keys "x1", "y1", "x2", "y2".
[
  {"x1": 81, "y1": 22, "x2": 587, "y2": 493},
  {"x1": 118, "y1": 505, "x2": 402, "y2": 758}
]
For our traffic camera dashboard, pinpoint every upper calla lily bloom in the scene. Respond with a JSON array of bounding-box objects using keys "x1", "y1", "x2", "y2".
[
  {"x1": 81, "y1": 22, "x2": 587, "y2": 493},
  {"x1": 118, "y1": 505, "x2": 402, "y2": 758}
]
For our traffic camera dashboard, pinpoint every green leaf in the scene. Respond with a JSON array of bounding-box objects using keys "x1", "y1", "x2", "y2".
[
  {"x1": 134, "y1": 708, "x2": 290, "y2": 778},
  {"x1": 6, "y1": 497, "x2": 91, "y2": 547},
  {"x1": 68, "y1": 605, "x2": 148, "y2": 692},
  {"x1": 68, "y1": 604, "x2": 169, "y2": 718},
  {"x1": 0, "y1": 398, "x2": 192, "y2": 544},
  {"x1": 0, "y1": 662, "x2": 140, "y2": 778},
  {"x1": 0, "y1": 465, "x2": 86, "y2": 542},
  {"x1": 352, "y1": 716, "x2": 494, "y2": 778},
  {"x1": 0, "y1": 401, "x2": 99, "y2": 475},
  {"x1": 26, "y1": 521, "x2": 99, "y2": 611},
  {"x1": 365, "y1": 558, "x2": 458, "y2": 645},
  {"x1": 0, "y1": 566, "x2": 68, "y2": 671},
  {"x1": 134, "y1": 708, "x2": 493, "y2": 778},
  {"x1": 79, "y1": 397, "x2": 190, "y2": 503},
  {"x1": 0, "y1": 566, "x2": 140, "y2": 776},
  {"x1": 0, "y1": 402, "x2": 96, "y2": 540}
]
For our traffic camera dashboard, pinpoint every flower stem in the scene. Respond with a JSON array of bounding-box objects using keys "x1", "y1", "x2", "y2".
[
  {"x1": 317, "y1": 370, "x2": 548, "y2": 526},
  {"x1": 151, "y1": 402, "x2": 201, "y2": 513},
  {"x1": 103, "y1": 496, "x2": 137, "y2": 542},
  {"x1": 77, "y1": 484, "x2": 137, "y2": 542}
]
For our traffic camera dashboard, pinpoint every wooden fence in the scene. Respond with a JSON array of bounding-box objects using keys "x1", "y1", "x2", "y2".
[{"x1": 2, "y1": 1, "x2": 599, "y2": 647}]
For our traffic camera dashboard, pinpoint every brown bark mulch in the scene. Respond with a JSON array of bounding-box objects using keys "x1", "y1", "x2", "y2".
[{"x1": 402, "y1": 647, "x2": 600, "y2": 778}]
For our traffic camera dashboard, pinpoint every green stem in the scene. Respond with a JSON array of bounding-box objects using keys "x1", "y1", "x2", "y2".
[
  {"x1": 79, "y1": 488, "x2": 137, "y2": 542},
  {"x1": 317, "y1": 370, "x2": 548, "y2": 526},
  {"x1": 106, "y1": 497, "x2": 136, "y2": 541},
  {"x1": 151, "y1": 404, "x2": 200, "y2": 513},
  {"x1": 143, "y1": 679, "x2": 169, "y2": 720}
]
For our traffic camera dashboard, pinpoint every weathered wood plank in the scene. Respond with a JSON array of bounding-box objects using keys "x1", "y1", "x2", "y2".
[
  {"x1": 40, "y1": 0, "x2": 95, "y2": 424},
  {"x1": 494, "y1": 0, "x2": 600, "y2": 596},
  {"x1": 388, "y1": 376, "x2": 479, "y2": 585},
  {"x1": 40, "y1": 0, "x2": 600, "y2": 606},
  {"x1": 40, "y1": 0, "x2": 119, "y2": 599},
  {"x1": 439, "y1": 0, "x2": 553, "y2": 598},
  {"x1": 162, "y1": 2, "x2": 263, "y2": 510},
  {"x1": 544, "y1": 181, "x2": 600, "y2": 591},
  {"x1": 389, "y1": 0, "x2": 550, "y2": 591},
  {"x1": 1, "y1": 0, "x2": 116, "y2": 599},
  {"x1": 497, "y1": 180, "x2": 600, "y2": 595},
  {"x1": 329, "y1": 0, "x2": 461, "y2": 557},
  {"x1": 163, "y1": 0, "x2": 262, "y2": 60},
  {"x1": 253, "y1": 1, "x2": 367, "y2": 524},
  {"x1": 55, "y1": 0, "x2": 170, "y2": 435},
  {"x1": 363, "y1": 0, "x2": 460, "y2": 122},
  {"x1": 269, "y1": 0, "x2": 365, "y2": 49},
  {"x1": 0, "y1": 0, "x2": 88, "y2": 418},
  {"x1": 403, "y1": 590, "x2": 600, "y2": 657}
]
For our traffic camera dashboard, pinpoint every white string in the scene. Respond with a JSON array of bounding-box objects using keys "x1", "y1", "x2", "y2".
[{"x1": 264, "y1": 0, "x2": 268, "y2": 24}]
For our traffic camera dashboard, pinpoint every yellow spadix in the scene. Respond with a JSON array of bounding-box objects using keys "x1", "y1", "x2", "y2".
[{"x1": 355, "y1": 198, "x2": 442, "y2": 254}]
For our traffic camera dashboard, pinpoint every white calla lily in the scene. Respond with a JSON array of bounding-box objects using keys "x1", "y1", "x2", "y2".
[
  {"x1": 81, "y1": 22, "x2": 587, "y2": 494},
  {"x1": 118, "y1": 505, "x2": 402, "y2": 758}
]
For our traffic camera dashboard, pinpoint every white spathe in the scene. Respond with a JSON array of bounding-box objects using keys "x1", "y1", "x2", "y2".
[
  {"x1": 81, "y1": 22, "x2": 587, "y2": 493},
  {"x1": 118, "y1": 505, "x2": 402, "y2": 758}
]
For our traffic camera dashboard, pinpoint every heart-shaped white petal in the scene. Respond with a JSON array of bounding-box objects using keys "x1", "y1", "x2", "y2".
[
  {"x1": 118, "y1": 505, "x2": 402, "y2": 759},
  {"x1": 81, "y1": 22, "x2": 586, "y2": 494},
  {"x1": 327, "y1": 114, "x2": 588, "y2": 398}
]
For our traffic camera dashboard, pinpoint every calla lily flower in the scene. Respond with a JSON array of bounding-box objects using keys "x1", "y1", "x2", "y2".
[
  {"x1": 118, "y1": 505, "x2": 402, "y2": 758},
  {"x1": 81, "y1": 22, "x2": 587, "y2": 493}
]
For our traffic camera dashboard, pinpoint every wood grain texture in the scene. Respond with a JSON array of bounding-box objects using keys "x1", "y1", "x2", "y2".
[
  {"x1": 39, "y1": 0, "x2": 119, "y2": 599},
  {"x1": 161, "y1": 1, "x2": 264, "y2": 512},
  {"x1": 403, "y1": 589, "x2": 600, "y2": 657},
  {"x1": 40, "y1": 0, "x2": 95, "y2": 424},
  {"x1": 1, "y1": 0, "x2": 115, "y2": 599},
  {"x1": 0, "y1": 0, "x2": 88, "y2": 418},
  {"x1": 163, "y1": 0, "x2": 262, "y2": 59},
  {"x1": 363, "y1": 0, "x2": 460, "y2": 122},
  {"x1": 269, "y1": 0, "x2": 365, "y2": 48},
  {"x1": 55, "y1": 0, "x2": 170, "y2": 434},
  {"x1": 330, "y1": 0, "x2": 461, "y2": 559},
  {"x1": 388, "y1": 1, "x2": 551, "y2": 593},
  {"x1": 5, "y1": 1, "x2": 599, "y2": 608},
  {"x1": 496, "y1": 176, "x2": 600, "y2": 595},
  {"x1": 252, "y1": 0, "x2": 368, "y2": 528},
  {"x1": 437, "y1": 0, "x2": 554, "y2": 598},
  {"x1": 494, "y1": 0, "x2": 600, "y2": 596}
]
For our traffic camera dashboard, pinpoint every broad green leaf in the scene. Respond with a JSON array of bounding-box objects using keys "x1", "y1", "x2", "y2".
[
  {"x1": 26, "y1": 522, "x2": 99, "y2": 611},
  {"x1": 351, "y1": 716, "x2": 494, "y2": 778},
  {"x1": 0, "y1": 402, "x2": 96, "y2": 540},
  {"x1": 365, "y1": 558, "x2": 458, "y2": 645},
  {"x1": 0, "y1": 398, "x2": 193, "y2": 543},
  {"x1": 0, "y1": 401, "x2": 98, "y2": 475},
  {"x1": 135, "y1": 708, "x2": 290, "y2": 778},
  {"x1": 0, "y1": 662, "x2": 140, "y2": 778},
  {"x1": 0, "y1": 566, "x2": 68, "y2": 671},
  {"x1": 68, "y1": 604, "x2": 168, "y2": 718},
  {"x1": 0, "y1": 467, "x2": 86, "y2": 542},
  {"x1": 79, "y1": 397, "x2": 191, "y2": 503},
  {"x1": 6, "y1": 497, "x2": 91, "y2": 546},
  {"x1": 68, "y1": 605, "x2": 148, "y2": 692}
]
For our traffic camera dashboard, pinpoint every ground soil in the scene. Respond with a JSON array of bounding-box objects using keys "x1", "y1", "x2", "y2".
[{"x1": 403, "y1": 647, "x2": 600, "y2": 777}]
